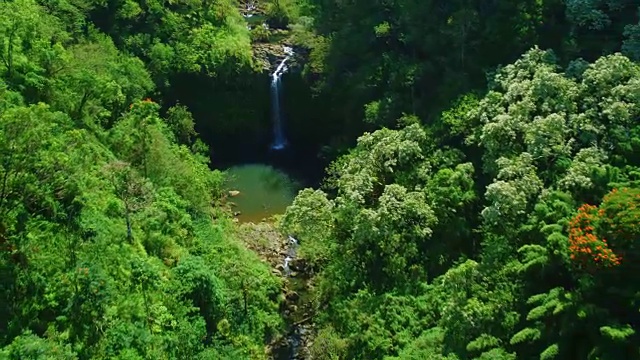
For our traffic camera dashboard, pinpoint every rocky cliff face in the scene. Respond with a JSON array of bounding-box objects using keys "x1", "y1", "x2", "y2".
[
  {"x1": 253, "y1": 41, "x2": 302, "y2": 73},
  {"x1": 241, "y1": 1, "x2": 302, "y2": 74}
]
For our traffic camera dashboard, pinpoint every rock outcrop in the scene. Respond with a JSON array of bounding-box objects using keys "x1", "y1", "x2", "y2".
[
  {"x1": 237, "y1": 222, "x2": 315, "y2": 359},
  {"x1": 240, "y1": 1, "x2": 302, "y2": 74}
]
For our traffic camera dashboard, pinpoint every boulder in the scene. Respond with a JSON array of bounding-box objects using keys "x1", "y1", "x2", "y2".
[
  {"x1": 286, "y1": 291, "x2": 300, "y2": 302},
  {"x1": 228, "y1": 190, "x2": 240, "y2": 197},
  {"x1": 289, "y1": 258, "x2": 306, "y2": 272}
]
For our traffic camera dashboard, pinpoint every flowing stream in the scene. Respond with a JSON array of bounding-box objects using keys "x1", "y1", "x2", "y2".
[
  {"x1": 283, "y1": 236, "x2": 297, "y2": 276},
  {"x1": 274, "y1": 235, "x2": 311, "y2": 360},
  {"x1": 271, "y1": 46, "x2": 294, "y2": 150},
  {"x1": 282, "y1": 236, "x2": 302, "y2": 358},
  {"x1": 242, "y1": 1, "x2": 257, "y2": 18}
]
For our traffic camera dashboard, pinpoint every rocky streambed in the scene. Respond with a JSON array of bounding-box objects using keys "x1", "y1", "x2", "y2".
[{"x1": 236, "y1": 222, "x2": 315, "y2": 359}]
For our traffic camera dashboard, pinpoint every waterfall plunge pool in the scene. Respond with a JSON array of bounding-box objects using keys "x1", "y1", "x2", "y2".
[
  {"x1": 224, "y1": 164, "x2": 301, "y2": 223},
  {"x1": 217, "y1": 46, "x2": 326, "y2": 224}
]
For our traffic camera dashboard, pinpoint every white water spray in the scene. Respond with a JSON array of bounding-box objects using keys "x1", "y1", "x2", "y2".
[
  {"x1": 242, "y1": 0, "x2": 257, "y2": 17},
  {"x1": 270, "y1": 46, "x2": 294, "y2": 150},
  {"x1": 283, "y1": 235, "x2": 298, "y2": 276}
]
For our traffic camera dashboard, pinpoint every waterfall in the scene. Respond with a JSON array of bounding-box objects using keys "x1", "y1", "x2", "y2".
[
  {"x1": 270, "y1": 46, "x2": 294, "y2": 150},
  {"x1": 283, "y1": 235, "x2": 298, "y2": 276}
]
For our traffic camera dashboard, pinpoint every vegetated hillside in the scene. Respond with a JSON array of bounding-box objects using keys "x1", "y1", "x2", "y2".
[
  {"x1": 283, "y1": 49, "x2": 640, "y2": 359},
  {"x1": 2, "y1": 0, "x2": 640, "y2": 359},
  {"x1": 279, "y1": 2, "x2": 640, "y2": 358},
  {"x1": 0, "y1": 0, "x2": 284, "y2": 358},
  {"x1": 289, "y1": 0, "x2": 640, "y2": 153}
]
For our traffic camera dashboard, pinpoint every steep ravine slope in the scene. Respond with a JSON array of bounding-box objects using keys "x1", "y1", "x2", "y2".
[{"x1": 236, "y1": 222, "x2": 316, "y2": 359}]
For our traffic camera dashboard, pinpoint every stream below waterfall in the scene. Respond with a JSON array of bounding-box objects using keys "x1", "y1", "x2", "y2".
[
  {"x1": 273, "y1": 235, "x2": 313, "y2": 360},
  {"x1": 238, "y1": 223, "x2": 315, "y2": 360},
  {"x1": 220, "y1": 42, "x2": 315, "y2": 359}
]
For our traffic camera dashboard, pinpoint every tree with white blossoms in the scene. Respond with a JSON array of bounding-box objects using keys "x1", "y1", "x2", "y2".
[
  {"x1": 467, "y1": 48, "x2": 640, "y2": 209},
  {"x1": 334, "y1": 122, "x2": 429, "y2": 207},
  {"x1": 282, "y1": 47, "x2": 640, "y2": 360},
  {"x1": 482, "y1": 153, "x2": 543, "y2": 232},
  {"x1": 558, "y1": 146, "x2": 608, "y2": 194},
  {"x1": 465, "y1": 48, "x2": 640, "y2": 360},
  {"x1": 280, "y1": 188, "x2": 335, "y2": 267}
]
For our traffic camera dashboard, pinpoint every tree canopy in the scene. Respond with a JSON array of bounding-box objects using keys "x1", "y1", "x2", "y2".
[
  {"x1": 0, "y1": 0, "x2": 283, "y2": 358},
  {"x1": 2, "y1": 0, "x2": 640, "y2": 358},
  {"x1": 284, "y1": 48, "x2": 640, "y2": 359}
]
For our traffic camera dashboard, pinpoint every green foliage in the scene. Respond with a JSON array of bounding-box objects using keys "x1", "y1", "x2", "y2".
[
  {"x1": 385, "y1": 327, "x2": 458, "y2": 360},
  {"x1": 510, "y1": 327, "x2": 541, "y2": 345},
  {"x1": 165, "y1": 104, "x2": 197, "y2": 145},
  {"x1": 280, "y1": 188, "x2": 335, "y2": 267},
  {"x1": 289, "y1": 48, "x2": 640, "y2": 359},
  {"x1": 289, "y1": 16, "x2": 329, "y2": 78},
  {"x1": 94, "y1": 0, "x2": 252, "y2": 83},
  {"x1": 0, "y1": 2, "x2": 283, "y2": 357},
  {"x1": 250, "y1": 25, "x2": 271, "y2": 43},
  {"x1": 600, "y1": 324, "x2": 635, "y2": 341},
  {"x1": 0, "y1": 331, "x2": 77, "y2": 359},
  {"x1": 623, "y1": 16, "x2": 640, "y2": 60},
  {"x1": 4, "y1": 0, "x2": 640, "y2": 358},
  {"x1": 440, "y1": 93, "x2": 481, "y2": 139},
  {"x1": 539, "y1": 343, "x2": 559, "y2": 359},
  {"x1": 309, "y1": 326, "x2": 348, "y2": 360},
  {"x1": 52, "y1": 32, "x2": 154, "y2": 127},
  {"x1": 297, "y1": 0, "x2": 640, "y2": 157},
  {"x1": 466, "y1": 334, "x2": 500, "y2": 353},
  {"x1": 473, "y1": 347, "x2": 516, "y2": 360},
  {"x1": 265, "y1": 0, "x2": 301, "y2": 29}
]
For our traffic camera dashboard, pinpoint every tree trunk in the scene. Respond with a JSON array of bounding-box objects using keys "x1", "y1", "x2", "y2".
[{"x1": 125, "y1": 204, "x2": 133, "y2": 241}]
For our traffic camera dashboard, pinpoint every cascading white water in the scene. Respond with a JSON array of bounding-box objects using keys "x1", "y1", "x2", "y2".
[
  {"x1": 283, "y1": 235, "x2": 298, "y2": 276},
  {"x1": 281, "y1": 235, "x2": 301, "y2": 359},
  {"x1": 243, "y1": 0, "x2": 257, "y2": 15},
  {"x1": 270, "y1": 46, "x2": 294, "y2": 150},
  {"x1": 243, "y1": 1, "x2": 256, "y2": 18}
]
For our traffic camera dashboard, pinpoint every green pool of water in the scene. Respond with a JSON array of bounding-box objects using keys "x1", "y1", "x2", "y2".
[
  {"x1": 225, "y1": 164, "x2": 300, "y2": 223},
  {"x1": 246, "y1": 14, "x2": 267, "y2": 26}
]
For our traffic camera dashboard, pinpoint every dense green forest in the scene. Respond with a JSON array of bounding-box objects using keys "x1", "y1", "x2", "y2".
[{"x1": 1, "y1": 0, "x2": 639, "y2": 359}]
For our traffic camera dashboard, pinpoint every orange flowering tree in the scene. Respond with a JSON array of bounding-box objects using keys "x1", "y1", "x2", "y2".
[
  {"x1": 568, "y1": 188, "x2": 640, "y2": 271},
  {"x1": 568, "y1": 204, "x2": 620, "y2": 270}
]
